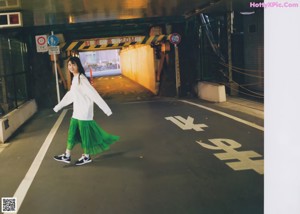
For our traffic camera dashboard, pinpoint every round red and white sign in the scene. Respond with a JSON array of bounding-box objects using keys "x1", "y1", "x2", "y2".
[
  {"x1": 35, "y1": 35, "x2": 48, "y2": 53},
  {"x1": 36, "y1": 36, "x2": 46, "y2": 45},
  {"x1": 170, "y1": 33, "x2": 181, "y2": 45}
]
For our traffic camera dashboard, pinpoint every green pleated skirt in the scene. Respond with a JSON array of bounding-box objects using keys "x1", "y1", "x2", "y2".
[{"x1": 67, "y1": 118, "x2": 120, "y2": 155}]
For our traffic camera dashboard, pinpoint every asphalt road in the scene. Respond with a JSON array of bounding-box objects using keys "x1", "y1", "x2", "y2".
[{"x1": 0, "y1": 97, "x2": 263, "y2": 214}]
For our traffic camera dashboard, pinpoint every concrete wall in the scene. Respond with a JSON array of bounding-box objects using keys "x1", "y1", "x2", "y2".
[
  {"x1": 243, "y1": 10, "x2": 264, "y2": 92},
  {"x1": 0, "y1": 100, "x2": 37, "y2": 143},
  {"x1": 120, "y1": 45, "x2": 156, "y2": 93}
]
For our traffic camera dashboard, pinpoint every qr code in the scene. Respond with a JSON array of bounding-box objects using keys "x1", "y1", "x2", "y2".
[{"x1": 1, "y1": 197, "x2": 17, "y2": 213}]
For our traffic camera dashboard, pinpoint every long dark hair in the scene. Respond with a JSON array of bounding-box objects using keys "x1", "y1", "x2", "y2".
[{"x1": 68, "y1": 56, "x2": 87, "y2": 83}]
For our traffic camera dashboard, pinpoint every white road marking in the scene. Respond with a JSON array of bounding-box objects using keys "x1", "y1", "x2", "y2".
[
  {"x1": 180, "y1": 100, "x2": 264, "y2": 131},
  {"x1": 197, "y1": 138, "x2": 264, "y2": 174},
  {"x1": 9, "y1": 109, "x2": 68, "y2": 214},
  {"x1": 165, "y1": 116, "x2": 208, "y2": 131},
  {"x1": 0, "y1": 143, "x2": 9, "y2": 154}
]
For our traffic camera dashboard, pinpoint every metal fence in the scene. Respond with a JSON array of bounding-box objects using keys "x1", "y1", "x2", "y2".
[{"x1": 0, "y1": 36, "x2": 29, "y2": 116}]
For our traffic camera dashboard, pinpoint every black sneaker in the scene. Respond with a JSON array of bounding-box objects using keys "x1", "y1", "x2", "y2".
[
  {"x1": 53, "y1": 153, "x2": 71, "y2": 164},
  {"x1": 75, "y1": 155, "x2": 92, "y2": 166}
]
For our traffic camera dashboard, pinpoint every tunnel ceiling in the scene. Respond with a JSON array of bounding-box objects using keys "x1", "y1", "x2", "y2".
[
  {"x1": 2, "y1": 0, "x2": 259, "y2": 41},
  {"x1": 21, "y1": 0, "x2": 254, "y2": 18},
  {"x1": 20, "y1": 0, "x2": 256, "y2": 24}
]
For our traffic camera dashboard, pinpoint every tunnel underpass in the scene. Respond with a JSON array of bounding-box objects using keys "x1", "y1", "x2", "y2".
[
  {"x1": 77, "y1": 48, "x2": 156, "y2": 101},
  {"x1": 58, "y1": 34, "x2": 176, "y2": 101}
]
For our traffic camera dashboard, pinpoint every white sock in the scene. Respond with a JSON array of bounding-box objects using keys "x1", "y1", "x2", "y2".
[
  {"x1": 84, "y1": 154, "x2": 90, "y2": 158},
  {"x1": 65, "y1": 150, "x2": 71, "y2": 157}
]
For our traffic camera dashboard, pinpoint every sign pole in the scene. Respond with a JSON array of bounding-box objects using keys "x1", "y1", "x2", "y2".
[
  {"x1": 50, "y1": 31, "x2": 60, "y2": 102},
  {"x1": 169, "y1": 33, "x2": 182, "y2": 97},
  {"x1": 54, "y1": 51, "x2": 60, "y2": 102},
  {"x1": 174, "y1": 44, "x2": 181, "y2": 97}
]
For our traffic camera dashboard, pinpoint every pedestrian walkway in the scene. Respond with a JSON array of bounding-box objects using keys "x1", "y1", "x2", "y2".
[{"x1": 218, "y1": 96, "x2": 264, "y2": 119}]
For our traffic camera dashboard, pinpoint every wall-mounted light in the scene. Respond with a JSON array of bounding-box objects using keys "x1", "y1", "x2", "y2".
[{"x1": 68, "y1": 15, "x2": 75, "y2": 23}]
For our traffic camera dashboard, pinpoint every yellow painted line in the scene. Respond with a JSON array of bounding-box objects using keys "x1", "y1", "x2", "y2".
[
  {"x1": 66, "y1": 42, "x2": 78, "y2": 51},
  {"x1": 64, "y1": 34, "x2": 172, "y2": 51},
  {"x1": 145, "y1": 36, "x2": 155, "y2": 45},
  {"x1": 157, "y1": 35, "x2": 165, "y2": 42},
  {"x1": 78, "y1": 42, "x2": 87, "y2": 50}
]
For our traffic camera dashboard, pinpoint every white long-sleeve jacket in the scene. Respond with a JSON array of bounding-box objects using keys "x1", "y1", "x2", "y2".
[{"x1": 53, "y1": 74, "x2": 112, "y2": 120}]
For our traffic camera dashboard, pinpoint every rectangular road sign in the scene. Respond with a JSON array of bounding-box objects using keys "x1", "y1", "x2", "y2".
[
  {"x1": 35, "y1": 35, "x2": 48, "y2": 53},
  {"x1": 48, "y1": 46, "x2": 60, "y2": 55}
]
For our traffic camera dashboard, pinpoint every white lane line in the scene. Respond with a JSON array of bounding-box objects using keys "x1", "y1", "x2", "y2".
[
  {"x1": 0, "y1": 143, "x2": 9, "y2": 154},
  {"x1": 180, "y1": 100, "x2": 264, "y2": 131},
  {"x1": 10, "y1": 109, "x2": 68, "y2": 214}
]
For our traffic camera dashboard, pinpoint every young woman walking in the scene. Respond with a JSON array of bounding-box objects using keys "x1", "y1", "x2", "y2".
[{"x1": 53, "y1": 56, "x2": 119, "y2": 166}]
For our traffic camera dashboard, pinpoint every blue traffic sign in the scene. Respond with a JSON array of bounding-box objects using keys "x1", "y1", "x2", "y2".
[{"x1": 48, "y1": 35, "x2": 59, "y2": 46}]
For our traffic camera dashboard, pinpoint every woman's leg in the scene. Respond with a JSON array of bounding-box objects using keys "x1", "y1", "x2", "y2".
[
  {"x1": 54, "y1": 118, "x2": 81, "y2": 163},
  {"x1": 66, "y1": 118, "x2": 81, "y2": 152}
]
